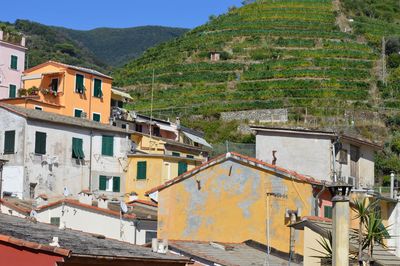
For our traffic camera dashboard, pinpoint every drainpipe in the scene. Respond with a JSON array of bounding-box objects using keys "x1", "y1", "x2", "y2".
[
  {"x1": 390, "y1": 172, "x2": 395, "y2": 199},
  {"x1": 315, "y1": 182, "x2": 326, "y2": 216},
  {"x1": 0, "y1": 160, "x2": 7, "y2": 199},
  {"x1": 332, "y1": 138, "x2": 338, "y2": 183},
  {"x1": 89, "y1": 130, "x2": 93, "y2": 191}
]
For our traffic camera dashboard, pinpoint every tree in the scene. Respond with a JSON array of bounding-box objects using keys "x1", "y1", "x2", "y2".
[{"x1": 352, "y1": 198, "x2": 390, "y2": 265}]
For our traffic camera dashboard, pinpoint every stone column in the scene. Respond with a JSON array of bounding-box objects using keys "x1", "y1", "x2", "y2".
[{"x1": 329, "y1": 184, "x2": 352, "y2": 266}]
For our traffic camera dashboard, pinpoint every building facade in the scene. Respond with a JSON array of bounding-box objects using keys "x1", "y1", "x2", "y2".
[
  {"x1": 252, "y1": 126, "x2": 381, "y2": 188},
  {"x1": 1, "y1": 61, "x2": 112, "y2": 124},
  {"x1": 0, "y1": 104, "x2": 131, "y2": 199},
  {"x1": 0, "y1": 30, "x2": 26, "y2": 100},
  {"x1": 147, "y1": 152, "x2": 329, "y2": 258}
]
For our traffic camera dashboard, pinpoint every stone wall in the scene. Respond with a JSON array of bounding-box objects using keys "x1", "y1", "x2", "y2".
[{"x1": 220, "y1": 109, "x2": 288, "y2": 123}]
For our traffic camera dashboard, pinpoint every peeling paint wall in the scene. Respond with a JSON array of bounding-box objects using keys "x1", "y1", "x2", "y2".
[
  {"x1": 157, "y1": 158, "x2": 316, "y2": 255},
  {"x1": 0, "y1": 108, "x2": 129, "y2": 199}
]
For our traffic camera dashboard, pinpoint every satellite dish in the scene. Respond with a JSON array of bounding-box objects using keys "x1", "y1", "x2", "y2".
[
  {"x1": 30, "y1": 210, "x2": 38, "y2": 218},
  {"x1": 63, "y1": 187, "x2": 69, "y2": 197},
  {"x1": 120, "y1": 201, "x2": 128, "y2": 213}
]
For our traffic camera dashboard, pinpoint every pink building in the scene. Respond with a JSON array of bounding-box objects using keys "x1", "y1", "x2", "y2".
[{"x1": 0, "y1": 30, "x2": 26, "y2": 99}]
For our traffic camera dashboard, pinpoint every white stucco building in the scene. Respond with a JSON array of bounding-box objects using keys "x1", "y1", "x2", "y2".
[
  {"x1": 251, "y1": 126, "x2": 382, "y2": 188},
  {"x1": 0, "y1": 30, "x2": 26, "y2": 99},
  {"x1": 0, "y1": 192, "x2": 158, "y2": 245},
  {"x1": 0, "y1": 103, "x2": 132, "y2": 199}
]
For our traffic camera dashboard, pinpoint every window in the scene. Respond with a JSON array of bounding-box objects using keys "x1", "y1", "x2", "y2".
[
  {"x1": 178, "y1": 161, "x2": 188, "y2": 175},
  {"x1": 93, "y1": 78, "x2": 103, "y2": 98},
  {"x1": 172, "y1": 152, "x2": 180, "y2": 157},
  {"x1": 10, "y1": 55, "x2": 18, "y2": 70},
  {"x1": 137, "y1": 161, "x2": 147, "y2": 180},
  {"x1": 72, "y1": 138, "x2": 84, "y2": 159},
  {"x1": 35, "y1": 132, "x2": 47, "y2": 155},
  {"x1": 50, "y1": 217, "x2": 60, "y2": 227},
  {"x1": 339, "y1": 149, "x2": 348, "y2": 165},
  {"x1": 136, "y1": 124, "x2": 142, "y2": 132},
  {"x1": 122, "y1": 124, "x2": 127, "y2": 129},
  {"x1": 75, "y1": 74, "x2": 84, "y2": 93},
  {"x1": 93, "y1": 113, "x2": 101, "y2": 122},
  {"x1": 187, "y1": 155, "x2": 194, "y2": 159},
  {"x1": 102, "y1": 135, "x2": 114, "y2": 156},
  {"x1": 324, "y1": 206, "x2": 333, "y2": 219},
  {"x1": 4, "y1": 130, "x2": 15, "y2": 154},
  {"x1": 145, "y1": 231, "x2": 157, "y2": 244},
  {"x1": 35, "y1": 106, "x2": 43, "y2": 111},
  {"x1": 50, "y1": 78, "x2": 58, "y2": 93},
  {"x1": 153, "y1": 126, "x2": 160, "y2": 137},
  {"x1": 74, "y1": 109, "x2": 83, "y2": 118},
  {"x1": 99, "y1": 176, "x2": 120, "y2": 192},
  {"x1": 9, "y1": 84, "x2": 16, "y2": 98}
]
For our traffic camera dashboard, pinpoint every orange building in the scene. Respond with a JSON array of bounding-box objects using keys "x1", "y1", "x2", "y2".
[{"x1": 0, "y1": 61, "x2": 112, "y2": 124}]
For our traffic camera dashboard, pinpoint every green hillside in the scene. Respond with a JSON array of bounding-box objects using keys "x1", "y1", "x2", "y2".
[
  {"x1": 2, "y1": 20, "x2": 109, "y2": 72},
  {"x1": 58, "y1": 26, "x2": 188, "y2": 67},
  {"x1": 1, "y1": 20, "x2": 188, "y2": 72},
  {"x1": 114, "y1": 0, "x2": 381, "y2": 119}
]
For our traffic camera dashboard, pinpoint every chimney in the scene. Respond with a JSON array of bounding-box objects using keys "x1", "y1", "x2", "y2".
[
  {"x1": 78, "y1": 190, "x2": 94, "y2": 205},
  {"x1": 35, "y1": 194, "x2": 48, "y2": 207},
  {"x1": 49, "y1": 237, "x2": 60, "y2": 247},
  {"x1": 176, "y1": 117, "x2": 181, "y2": 128},
  {"x1": 128, "y1": 192, "x2": 138, "y2": 202},
  {"x1": 21, "y1": 36, "x2": 26, "y2": 47},
  {"x1": 97, "y1": 195, "x2": 109, "y2": 209},
  {"x1": 152, "y1": 238, "x2": 159, "y2": 252},
  {"x1": 0, "y1": 31, "x2": 3, "y2": 41}
]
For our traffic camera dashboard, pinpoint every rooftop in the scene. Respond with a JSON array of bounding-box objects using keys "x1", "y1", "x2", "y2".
[
  {"x1": 0, "y1": 104, "x2": 131, "y2": 134},
  {"x1": 0, "y1": 213, "x2": 188, "y2": 262},
  {"x1": 24, "y1": 60, "x2": 112, "y2": 79},
  {"x1": 250, "y1": 125, "x2": 382, "y2": 150},
  {"x1": 169, "y1": 239, "x2": 299, "y2": 266},
  {"x1": 146, "y1": 152, "x2": 322, "y2": 195}
]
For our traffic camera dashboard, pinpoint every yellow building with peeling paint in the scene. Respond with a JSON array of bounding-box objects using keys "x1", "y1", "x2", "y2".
[
  {"x1": 146, "y1": 152, "x2": 327, "y2": 257},
  {"x1": 126, "y1": 132, "x2": 206, "y2": 200}
]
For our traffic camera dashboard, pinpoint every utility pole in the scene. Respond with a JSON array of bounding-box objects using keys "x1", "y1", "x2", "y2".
[{"x1": 382, "y1": 37, "x2": 386, "y2": 86}]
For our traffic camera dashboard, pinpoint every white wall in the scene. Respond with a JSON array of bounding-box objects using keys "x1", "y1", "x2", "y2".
[
  {"x1": 35, "y1": 203, "x2": 156, "y2": 245},
  {"x1": 0, "y1": 108, "x2": 130, "y2": 199},
  {"x1": 256, "y1": 132, "x2": 333, "y2": 181}
]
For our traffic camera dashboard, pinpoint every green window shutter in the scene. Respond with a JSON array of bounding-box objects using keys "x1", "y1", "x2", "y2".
[
  {"x1": 102, "y1": 136, "x2": 114, "y2": 156},
  {"x1": 35, "y1": 132, "x2": 47, "y2": 155},
  {"x1": 113, "y1": 176, "x2": 120, "y2": 192},
  {"x1": 72, "y1": 138, "x2": 84, "y2": 159},
  {"x1": 75, "y1": 74, "x2": 84, "y2": 93},
  {"x1": 4, "y1": 130, "x2": 15, "y2": 154},
  {"x1": 74, "y1": 109, "x2": 82, "y2": 118},
  {"x1": 51, "y1": 79, "x2": 58, "y2": 93},
  {"x1": 99, "y1": 175, "x2": 107, "y2": 191},
  {"x1": 137, "y1": 161, "x2": 147, "y2": 180},
  {"x1": 10, "y1": 55, "x2": 18, "y2": 70},
  {"x1": 9, "y1": 84, "x2": 16, "y2": 98},
  {"x1": 93, "y1": 79, "x2": 102, "y2": 98},
  {"x1": 324, "y1": 206, "x2": 333, "y2": 219},
  {"x1": 50, "y1": 217, "x2": 60, "y2": 227},
  {"x1": 178, "y1": 161, "x2": 188, "y2": 175},
  {"x1": 93, "y1": 113, "x2": 101, "y2": 122},
  {"x1": 172, "y1": 152, "x2": 180, "y2": 157}
]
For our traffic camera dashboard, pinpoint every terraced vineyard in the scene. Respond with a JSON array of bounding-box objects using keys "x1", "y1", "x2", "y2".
[{"x1": 115, "y1": 0, "x2": 381, "y2": 120}]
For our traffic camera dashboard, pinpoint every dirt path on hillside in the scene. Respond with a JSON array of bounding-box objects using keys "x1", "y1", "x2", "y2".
[{"x1": 333, "y1": 0, "x2": 352, "y2": 33}]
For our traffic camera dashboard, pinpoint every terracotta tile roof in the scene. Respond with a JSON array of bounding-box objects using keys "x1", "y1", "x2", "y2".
[
  {"x1": 0, "y1": 234, "x2": 71, "y2": 257},
  {"x1": 0, "y1": 199, "x2": 31, "y2": 215},
  {"x1": 302, "y1": 216, "x2": 333, "y2": 223},
  {"x1": 36, "y1": 199, "x2": 137, "y2": 220},
  {"x1": 146, "y1": 152, "x2": 322, "y2": 195},
  {"x1": 127, "y1": 199, "x2": 158, "y2": 208}
]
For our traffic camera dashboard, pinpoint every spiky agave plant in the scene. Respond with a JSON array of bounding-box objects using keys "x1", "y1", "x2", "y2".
[{"x1": 311, "y1": 231, "x2": 332, "y2": 265}]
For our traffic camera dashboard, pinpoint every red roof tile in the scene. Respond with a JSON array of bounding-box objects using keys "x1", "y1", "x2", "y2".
[
  {"x1": 0, "y1": 199, "x2": 31, "y2": 215},
  {"x1": 145, "y1": 152, "x2": 322, "y2": 195},
  {"x1": 127, "y1": 199, "x2": 158, "y2": 207},
  {"x1": 0, "y1": 234, "x2": 71, "y2": 257}
]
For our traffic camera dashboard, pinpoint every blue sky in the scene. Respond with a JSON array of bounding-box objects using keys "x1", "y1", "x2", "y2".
[{"x1": 1, "y1": 0, "x2": 243, "y2": 30}]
